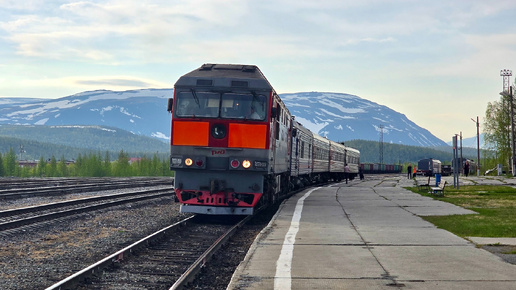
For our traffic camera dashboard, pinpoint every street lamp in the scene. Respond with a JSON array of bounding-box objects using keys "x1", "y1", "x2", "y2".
[
  {"x1": 471, "y1": 116, "x2": 480, "y2": 176},
  {"x1": 501, "y1": 69, "x2": 512, "y2": 92}
]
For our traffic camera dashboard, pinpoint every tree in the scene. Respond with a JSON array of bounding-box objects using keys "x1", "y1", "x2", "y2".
[
  {"x1": 113, "y1": 150, "x2": 131, "y2": 176},
  {"x1": 37, "y1": 156, "x2": 46, "y2": 177},
  {"x1": 4, "y1": 147, "x2": 17, "y2": 176},
  {"x1": 484, "y1": 92, "x2": 512, "y2": 168},
  {"x1": 48, "y1": 155, "x2": 57, "y2": 177},
  {"x1": 58, "y1": 155, "x2": 68, "y2": 177},
  {"x1": 103, "y1": 151, "x2": 111, "y2": 176},
  {"x1": 0, "y1": 154, "x2": 4, "y2": 177}
]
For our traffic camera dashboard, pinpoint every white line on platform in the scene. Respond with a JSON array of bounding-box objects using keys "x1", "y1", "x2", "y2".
[{"x1": 274, "y1": 187, "x2": 320, "y2": 290}]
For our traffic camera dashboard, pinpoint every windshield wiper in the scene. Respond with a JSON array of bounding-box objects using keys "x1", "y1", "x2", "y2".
[
  {"x1": 190, "y1": 89, "x2": 200, "y2": 107},
  {"x1": 251, "y1": 91, "x2": 259, "y2": 102}
]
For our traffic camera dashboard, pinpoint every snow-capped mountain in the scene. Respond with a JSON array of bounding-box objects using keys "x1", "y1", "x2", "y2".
[
  {"x1": 0, "y1": 89, "x2": 173, "y2": 142},
  {"x1": 446, "y1": 133, "x2": 485, "y2": 148},
  {"x1": 0, "y1": 89, "x2": 447, "y2": 146},
  {"x1": 282, "y1": 92, "x2": 447, "y2": 146}
]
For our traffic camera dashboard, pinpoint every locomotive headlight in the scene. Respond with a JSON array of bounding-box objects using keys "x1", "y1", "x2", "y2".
[
  {"x1": 242, "y1": 160, "x2": 251, "y2": 169},
  {"x1": 185, "y1": 158, "x2": 193, "y2": 166}
]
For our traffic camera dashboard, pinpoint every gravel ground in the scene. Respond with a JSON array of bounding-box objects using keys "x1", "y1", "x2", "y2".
[
  {"x1": 1, "y1": 177, "x2": 515, "y2": 289},
  {"x1": 481, "y1": 245, "x2": 516, "y2": 265},
  {"x1": 0, "y1": 179, "x2": 272, "y2": 290},
  {"x1": 0, "y1": 194, "x2": 190, "y2": 290},
  {"x1": 0, "y1": 185, "x2": 172, "y2": 211}
]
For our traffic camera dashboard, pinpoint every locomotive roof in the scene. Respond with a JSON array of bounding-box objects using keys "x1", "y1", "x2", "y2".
[{"x1": 174, "y1": 63, "x2": 274, "y2": 90}]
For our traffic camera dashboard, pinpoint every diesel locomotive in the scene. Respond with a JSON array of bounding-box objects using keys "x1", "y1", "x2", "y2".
[{"x1": 167, "y1": 64, "x2": 360, "y2": 215}]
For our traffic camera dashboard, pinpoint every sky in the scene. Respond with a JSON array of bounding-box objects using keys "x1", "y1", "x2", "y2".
[{"x1": 1, "y1": 0, "x2": 516, "y2": 142}]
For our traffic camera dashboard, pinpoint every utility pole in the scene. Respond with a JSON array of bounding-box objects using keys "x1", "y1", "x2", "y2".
[
  {"x1": 19, "y1": 144, "x2": 25, "y2": 161},
  {"x1": 471, "y1": 116, "x2": 480, "y2": 176},
  {"x1": 453, "y1": 135, "x2": 459, "y2": 189},
  {"x1": 379, "y1": 125, "x2": 384, "y2": 164},
  {"x1": 500, "y1": 69, "x2": 515, "y2": 176},
  {"x1": 460, "y1": 131, "x2": 463, "y2": 174}
]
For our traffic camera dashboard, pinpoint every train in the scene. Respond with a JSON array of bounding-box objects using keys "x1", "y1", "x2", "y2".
[
  {"x1": 360, "y1": 163, "x2": 403, "y2": 174},
  {"x1": 167, "y1": 63, "x2": 360, "y2": 215},
  {"x1": 415, "y1": 158, "x2": 442, "y2": 176}
]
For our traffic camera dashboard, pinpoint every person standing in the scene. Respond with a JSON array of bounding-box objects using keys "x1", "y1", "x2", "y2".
[
  {"x1": 344, "y1": 164, "x2": 350, "y2": 184},
  {"x1": 407, "y1": 164, "x2": 412, "y2": 179},
  {"x1": 464, "y1": 160, "x2": 470, "y2": 177}
]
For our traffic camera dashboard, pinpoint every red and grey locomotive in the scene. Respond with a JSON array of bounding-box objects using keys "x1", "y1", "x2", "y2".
[{"x1": 167, "y1": 64, "x2": 359, "y2": 215}]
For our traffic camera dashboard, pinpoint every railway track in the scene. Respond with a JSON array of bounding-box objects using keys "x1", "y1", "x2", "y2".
[
  {"x1": 46, "y1": 214, "x2": 251, "y2": 289},
  {"x1": 0, "y1": 187, "x2": 174, "y2": 232},
  {"x1": 0, "y1": 177, "x2": 173, "y2": 200}
]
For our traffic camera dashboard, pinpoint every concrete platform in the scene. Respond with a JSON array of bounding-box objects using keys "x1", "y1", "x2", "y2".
[{"x1": 228, "y1": 175, "x2": 516, "y2": 290}]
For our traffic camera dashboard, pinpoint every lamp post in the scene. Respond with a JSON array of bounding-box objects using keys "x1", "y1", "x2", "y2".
[
  {"x1": 501, "y1": 69, "x2": 512, "y2": 92},
  {"x1": 471, "y1": 116, "x2": 480, "y2": 176}
]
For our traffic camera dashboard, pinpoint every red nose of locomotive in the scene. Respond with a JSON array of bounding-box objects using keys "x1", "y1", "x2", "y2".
[{"x1": 172, "y1": 120, "x2": 268, "y2": 149}]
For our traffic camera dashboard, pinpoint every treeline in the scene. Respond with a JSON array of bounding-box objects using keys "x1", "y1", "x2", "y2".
[
  {"x1": 0, "y1": 148, "x2": 173, "y2": 178},
  {"x1": 344, "y1": 139, "x2": 478, "y2": 164},
  {"x1": 0, "y1": 126, "x2": 170, "y2": 162},
  {"x1": 0, "y1": 125, "x2": 169, "y2": 156}
]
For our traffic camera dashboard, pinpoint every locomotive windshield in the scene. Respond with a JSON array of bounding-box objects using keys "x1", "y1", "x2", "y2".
[{"x1": 175, "y1": 90, "x2": 267, "y2": 121}]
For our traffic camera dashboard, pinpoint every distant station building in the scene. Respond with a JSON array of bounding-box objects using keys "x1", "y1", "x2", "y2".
[{"x1": 18, "y1": 160, "x2": 75, "y2": 168}]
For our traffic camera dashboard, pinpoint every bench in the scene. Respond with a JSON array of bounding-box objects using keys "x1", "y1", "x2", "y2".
[
  {"x1": 430, "y1": 181, "x2": 447, "y2": 196},
  {"x1": 416, "y1": 176, "x2": 431, "y2": 191}
]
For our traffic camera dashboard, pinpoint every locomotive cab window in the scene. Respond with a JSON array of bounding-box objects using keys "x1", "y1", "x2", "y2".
[
  {"x1": 175, "y1": 91, "x2": 219, "y2": 118},
  {"x1": 174, "y1": 90, "x2": 267, "y2": 121},
  {"x1": 221, "y1": 93, "x2": 266, "y2": 120}
]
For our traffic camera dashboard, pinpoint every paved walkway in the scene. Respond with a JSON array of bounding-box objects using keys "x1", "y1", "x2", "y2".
[{"x1": 228, "y1": 174, "x2": 516, "y2": 289}]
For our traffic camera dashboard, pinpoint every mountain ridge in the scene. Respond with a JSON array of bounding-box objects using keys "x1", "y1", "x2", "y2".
[{"x1": 0, "y1": 89, "x2": 449, "y2": 147}]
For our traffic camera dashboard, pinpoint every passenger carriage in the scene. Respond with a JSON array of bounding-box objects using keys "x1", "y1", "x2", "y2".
[
  {"x1": 291, "y1": 120, "x2": 314, "y2": 187},
  {"x1": 311, "y1": 134, "x2": 331, "y2": 182},
  {"x1": 329, "y1": 140, "x2": 346, "y2": 181},
  {"x1": 345, "y1": 146, "x2": 360, "y2": 179}
]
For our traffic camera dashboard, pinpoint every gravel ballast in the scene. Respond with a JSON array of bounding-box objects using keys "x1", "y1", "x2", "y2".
[{"x1": 0, "y1": 191, "x2": 188, "y2": 289}]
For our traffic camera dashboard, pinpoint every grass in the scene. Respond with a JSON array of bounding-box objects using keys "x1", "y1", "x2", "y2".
[{"x1": 408, "y1": 185, "x2": 516, "y2": 238}]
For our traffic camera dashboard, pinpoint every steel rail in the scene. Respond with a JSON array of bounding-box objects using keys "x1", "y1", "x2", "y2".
[
  {"x1": 0, "y1": 187, "x2": 171, "y2": 218},
  {"x1": 170, "y1": 214, "x2": 253, "y2": 289},
  {"x1": 0, "y1": 190, "x2": 173, "y2": 231},
  {"x1": 45, "y1": 216, "x2": 196, "y2": 290},
  {"x1": 0, "y1": 179, "x2": 172, "y2": 199}
]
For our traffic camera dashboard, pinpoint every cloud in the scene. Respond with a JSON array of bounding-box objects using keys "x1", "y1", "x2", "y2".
[
  {"x1": 1, "y1": 0, "x2": 252, "y2": 62},
  {"x1": 24, "y1": 75, "x2": 170, "y2": 91},
  {"x1": 426, "y1": 33, "x2": 516, "y2": 79},
  {"x1": 343, "y1": 37, "x2": 396, "y2": 46},
  {"x1": 76, "y1": 78, "x2": 157, "y2": 87},
  {"x1": 2, "y1": 0, "x2": 513, "y2": 67}
]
